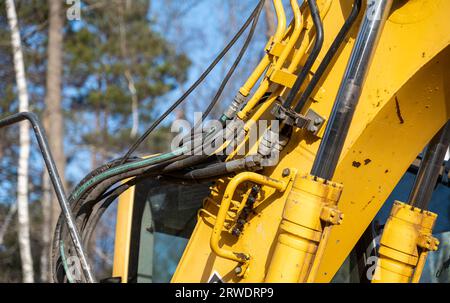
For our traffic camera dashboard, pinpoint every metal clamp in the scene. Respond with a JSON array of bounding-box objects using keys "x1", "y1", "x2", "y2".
[{"x1": 272, "y1": 103, "x2": 326, "y2": 135}]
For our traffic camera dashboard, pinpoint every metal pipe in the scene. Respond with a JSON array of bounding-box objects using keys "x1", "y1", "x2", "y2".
[
  {"x1": 408, "y1": 121, "x2": 450, "y2": 209},
  {"x1": 272, "y1": 0, "x2": 288, "y2": 44},
  {"x1": 0, "y1": 112, "x2": 95, "y2": 283},
  {"x1": 238, "y1": 3, "x2": 294, "y2": 97},
  {"x1": 210, "y1": 172, "x2": 289, "y2": 264},
  {"x1": 283, "y1": 0, "x2": 324, "y2": 108},
  {"x1": 311, "y1": 0, "x2": 393, "y2": 180},
  {"x1": 294, "y1": 0, "x2": 363, "y2": 113}
]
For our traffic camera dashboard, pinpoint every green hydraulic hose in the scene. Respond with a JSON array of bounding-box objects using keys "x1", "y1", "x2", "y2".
[
  {"x1": 70, "y1": 147, "x2": 186, "y2": 202},
  {"x1": 58, "y1": 120, "x2": 243, "y2": 282}
]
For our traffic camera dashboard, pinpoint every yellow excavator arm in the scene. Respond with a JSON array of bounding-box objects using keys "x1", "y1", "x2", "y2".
[{"x1": 110, "y1": 0, "x2": 450, "y2": 283}]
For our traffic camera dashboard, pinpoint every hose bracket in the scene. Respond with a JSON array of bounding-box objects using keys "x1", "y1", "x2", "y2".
[{"x1": 272, "y1": 103, "x2": 325, "y2": 135}]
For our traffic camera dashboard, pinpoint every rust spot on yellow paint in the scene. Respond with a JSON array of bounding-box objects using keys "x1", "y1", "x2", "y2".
[
  {"x1": 395, "y1": 96, "x2": 405, "y2": 124},
  {"x1": 352, "y1": 161, "x2": 361, "y2": 168}
]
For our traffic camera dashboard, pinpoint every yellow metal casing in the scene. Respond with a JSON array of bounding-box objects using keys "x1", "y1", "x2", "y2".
[
  {"x1": 172, "y1": 0, "x2": 450, "y2": 283},
  {"x1": 112, "y1": 182, "x2": 135, "y2": 283},
  {"x1": 372, "y1": 201, "x2": 439, "y2": 283},
  {"x1": 265, "y1": 174, "x2": 343, "y2": 282},
  {"x1": 111, "y1": 0, "x2": 450, "y2": 283}
]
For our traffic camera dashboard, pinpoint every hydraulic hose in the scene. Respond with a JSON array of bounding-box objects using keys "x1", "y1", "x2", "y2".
[
  {"x1": 121, "y1": 0, "x2": 266, "y2": 164},
  {"x1": 197, "y1": 0, "x2": 264, "y2": 125},
  {"x1": 172, "y1": 155, "x2": 262, "y2": 180},
  {"x1": 53, "y1": 115, "x2": 242, "y2": 282},
  {"x1": 54, "y1": 176, "x2": 141, "y2": 282},
  {"x1": 0, "y1": 112, "x2": 95, "y2": 283},
  {"x1": 294, "y1": 0, "x2": 362, "y2": 113},
  {"x1": 283, "y1": 0, "x2": 324, "y2": 108}
]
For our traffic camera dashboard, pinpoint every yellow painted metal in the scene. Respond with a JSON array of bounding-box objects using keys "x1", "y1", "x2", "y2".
[
  {"x1": 239, "y1": 56, "x2": 271, "y2": 97},
  {"x1": 372, "y1": 201, "x2": 439, "y2": 283},
  {"x1": 269, "y1": 69, "x2": 298, "y2": 88},
  {"x1": 107, "y1": 0, "x2": 450, "y2": 283},
  {"x1": 171, "y1": 0, "x2": 450, "y2": 283},
  {"x1": 210, "y1": 171, "x2": 292, "y2": 276},
  {"x1": 235, "y1": 0, "x2": 330, "y2": 140},
  {"x1": 272, "y1": 0, "x2": 288, "y2": 44},
  {"x1": 264, "y1": 174, "x2": 343, "y2": 282},
  {"x1": 239, "y1": 0, "x2": 286, "y2": 97},
  {"x1": 112, "y1": 182, "x2": 136, "y2": 283},
  {"x1": 238, "y1": 0, "x2": 332, "y2": 121},
  {"x1": 238, "y1": 0, "x2": 303, "y2": 121}
]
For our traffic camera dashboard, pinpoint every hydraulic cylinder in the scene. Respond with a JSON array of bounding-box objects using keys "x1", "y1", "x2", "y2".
[
  {"x1": 372, "y1": 201, "x2": 438, "y2": 283},
  {"x1": 265, "y1": 174, "x2": 343, "y2": 282}
]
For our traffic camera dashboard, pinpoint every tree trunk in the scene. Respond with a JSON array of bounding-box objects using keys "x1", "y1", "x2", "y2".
[
  {"x1": 0, "y1": 204, "x2": 17, "y2": 246},
  {"x1": 264, "y1": 0, "x2": 276, "y2": 40},
  {"x1": 5, "y1": 0, "x2": 34, "y2": 283},
  {"x1": 118, "y1": 2, "x2": 139, "y2": 138},
  {"x1": 44, "y1": 0, "x2": 66, "y2": 235}
]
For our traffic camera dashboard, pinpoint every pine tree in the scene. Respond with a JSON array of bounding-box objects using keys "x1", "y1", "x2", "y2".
[
  {"x1": 0, "y1": 0, "x2": 191, "y2": 281},
  {"x1": 64, "y1": 0, "x2": 190, "y2": 161}
]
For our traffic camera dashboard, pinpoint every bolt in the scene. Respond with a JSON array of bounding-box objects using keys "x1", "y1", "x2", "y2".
[
  {"x1": 314, "y1": 118, "x2": 322, "y2": 125},
  {"x1": 308, "y1": 125, "x2": 318, "y2": 133},
  {"x1": 232, "y1": 228, "x2": 241, "y2": 237},
  {"x1": 282, "y1": 168, "x2": 290, "y2": 177},
  {"x1": 235, "y1": 266, "x2": 242, "y2": 274}
]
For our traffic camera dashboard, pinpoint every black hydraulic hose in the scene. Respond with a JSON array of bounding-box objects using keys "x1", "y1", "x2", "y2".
[
  {"x1": 53, "y1": 123, "x2": 228, "y2": 281},
  {"x1": 121, "y1": 0, "x2": 265, "y2": 164},
  {"x1": 53, "y1": 178, "x2": 139, "y2": 283},
  {"x1": 283, "y1": 0, "x2": 324, "y2": 108},
  {"x1": 294, "y1": 0, "x2": 362, "y2": 113},
  {"x1": 162, "y1": 155, "x2": 211, "y2": 172},
  {"x1": 170, "y1": 156, "x2": 260, "y2": 180},
  {"x1": 66, "y1": 119, "x2": 224, "y2": 213},
  {"x1": 197, "y1": 0, "x2": 264, "y2": 125},
  {"x1": 172, "y1": 161, "x2": 230, "y2": 180},
  {"x1": 52, "y1": 157, "x2": 174, "y2": 282}
]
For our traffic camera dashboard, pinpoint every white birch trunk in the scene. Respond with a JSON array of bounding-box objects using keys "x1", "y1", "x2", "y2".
[{"x1": 5, "y1": 0, "x2": 34, "y2": 283}]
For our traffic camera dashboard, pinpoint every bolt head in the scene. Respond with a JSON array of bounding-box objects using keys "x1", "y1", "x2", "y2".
[
  {"x1": 282, "y1": 168, "x2": 290, "y2": 177},
  {"x1": 308, "y1": 125, "x2": 318, "y2": 132}
]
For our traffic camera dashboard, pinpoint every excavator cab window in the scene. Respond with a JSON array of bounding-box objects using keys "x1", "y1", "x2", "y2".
[{"x1": 126, "y1": 178, "x2": 211, "y2": 282}]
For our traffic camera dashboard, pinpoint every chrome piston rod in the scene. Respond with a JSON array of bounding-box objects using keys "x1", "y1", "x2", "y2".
[
  {"x1": 311, "y1": 0, "x2": 393, "y2": 180},
  {"x1": 408, "y1": 121, "x2": 450, "y2": 209}
]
